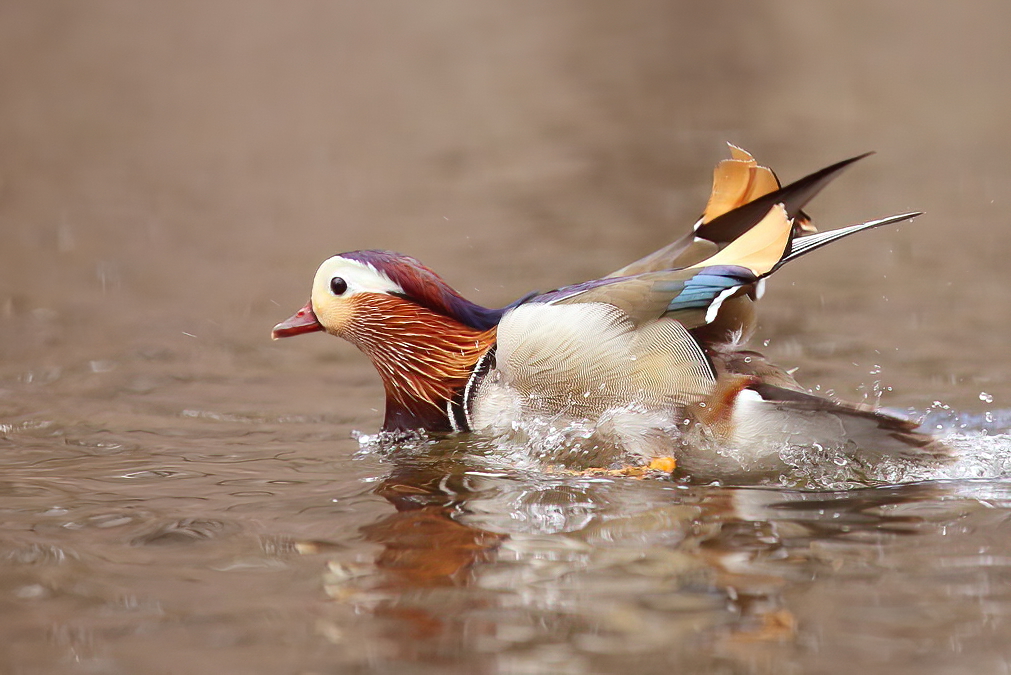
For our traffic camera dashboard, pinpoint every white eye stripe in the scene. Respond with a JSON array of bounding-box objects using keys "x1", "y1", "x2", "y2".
[{"x1": 311, "y1": 257, "x2": 404, "y2": 297}]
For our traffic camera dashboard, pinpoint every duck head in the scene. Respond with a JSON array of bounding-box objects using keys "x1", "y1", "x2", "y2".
[{"x1": 272, "y1": 250, "x2": 501, "y2": 432}]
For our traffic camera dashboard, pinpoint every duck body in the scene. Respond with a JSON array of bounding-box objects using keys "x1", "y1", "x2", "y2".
[{"x1": 273, "y1": 147, "x2": 946, "y2": 471}]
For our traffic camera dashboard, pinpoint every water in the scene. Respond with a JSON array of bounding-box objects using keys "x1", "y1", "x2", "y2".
[
  {"x1": 3, "y1": 396, "x2": 1011, "y2": 674},
  {"x1": 4, "y1": 2, "x2": 1011, "y2": 673}
]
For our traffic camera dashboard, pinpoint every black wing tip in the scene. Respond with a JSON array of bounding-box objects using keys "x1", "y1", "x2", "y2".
[
  {"x1": 782, "y1": 150, "x2": 874, "y2": 188},
  {"x1": 816, "y1": 150, "x2": 875, "y2": 172},
  {"x1": 843, "y1": 150, "x2": 875, "y2": 163}
]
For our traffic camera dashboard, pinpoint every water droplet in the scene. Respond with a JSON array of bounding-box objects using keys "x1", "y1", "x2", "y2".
[
  {"x1": 979, "y1": 392, "x2": 994, "y2": 404},
  {"x1": 90, "y1": 360, "x2": 116, "y2": 373}
]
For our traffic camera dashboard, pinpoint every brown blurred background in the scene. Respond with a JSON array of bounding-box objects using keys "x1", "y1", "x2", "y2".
[{"x1": 1, "y1": 1, "x2": 1009, "y2": 423}]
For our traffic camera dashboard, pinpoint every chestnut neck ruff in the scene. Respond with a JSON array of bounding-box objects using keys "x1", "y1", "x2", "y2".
[{"x1": 339, "y1": 293, "x2": 497, "y2": 431}]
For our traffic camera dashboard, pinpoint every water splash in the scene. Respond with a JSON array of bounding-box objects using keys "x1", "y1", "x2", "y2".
[
  {"x1": 354, "y1": 404, "x2": 1011, "y2": 491},
  {"x1": 918, "y1": 404, "x2": 1011, "y2": 436}
]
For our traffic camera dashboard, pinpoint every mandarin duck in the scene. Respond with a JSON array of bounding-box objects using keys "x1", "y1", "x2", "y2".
[{"x1": 273, "y1": 147, "x2": 946, "y2": 473}]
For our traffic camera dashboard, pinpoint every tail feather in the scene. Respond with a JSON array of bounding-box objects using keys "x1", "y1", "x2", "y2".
[
  {"x1": 695, "y1": 207, "x2": 922, "y2": 279},
  {"x1": 747, "y1": 383, "x2": 952, "y2": 462},
  {"x1": 775, "y1": 212, "x2": 921, "y2": 271},
  {"x1": 607, "y1": 152, "x2": 872, "y2": 278}
]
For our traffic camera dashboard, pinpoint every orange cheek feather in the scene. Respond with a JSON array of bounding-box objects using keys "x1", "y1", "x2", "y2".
[{"x1": 335, "y1": 293, "x2": 496, "y2": 412}]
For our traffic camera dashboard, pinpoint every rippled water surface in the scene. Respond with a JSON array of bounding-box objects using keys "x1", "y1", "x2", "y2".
[{"x1": 4, "y1": 3, "x2": 1011, "y2": 673}]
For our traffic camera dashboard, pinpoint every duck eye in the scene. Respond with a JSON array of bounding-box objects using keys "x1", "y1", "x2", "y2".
[{"x1": 329, "y1": 277, "x2": 348, "y2": 296}]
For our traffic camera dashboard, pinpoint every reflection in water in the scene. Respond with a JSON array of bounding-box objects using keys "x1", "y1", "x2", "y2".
[
  {"x1": 310, "y1": 443, "x2": 1011, "y2": 673},
  {"x1": 358, "y1": 460, "x2": 506, "y2": 648}
]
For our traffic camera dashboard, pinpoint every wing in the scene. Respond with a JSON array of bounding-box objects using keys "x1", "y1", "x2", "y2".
[
  {"x1": 607, "y1": 150, "x2": 871, "y2": 277},
  {"x1": 541, "y1": 205, "x2": 919, "y2": 343},
  {"x1": 703, "y1": 144, "x2": 817, "y2": 233},
  {"x1": 542, "y1": 203, "x2": 792, "y2": 330},
  {"x1": 701, "y1": 144, "x2": 787, "y2": 227}
]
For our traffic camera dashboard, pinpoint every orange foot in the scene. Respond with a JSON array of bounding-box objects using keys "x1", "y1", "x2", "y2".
[{"x1": 548, "y1": 456, "x2": 677, "y2": 479}]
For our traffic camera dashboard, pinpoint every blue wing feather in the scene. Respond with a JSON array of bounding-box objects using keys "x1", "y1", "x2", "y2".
[{"x1": 663, "y1": 265, "x2": 757, "y2": 313}]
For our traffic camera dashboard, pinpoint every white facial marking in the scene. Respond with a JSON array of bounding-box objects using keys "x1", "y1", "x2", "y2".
[
  {"x1": 311, "y1": 256, "x2": 403, "y2": 300},
  {"x1": 309, "y1": 256, "x2": 405, "y2": 334}
]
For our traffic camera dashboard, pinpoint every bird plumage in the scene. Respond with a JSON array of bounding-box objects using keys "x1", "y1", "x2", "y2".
[{"x1": 273, "y1": 146, "x2": 945, "y2": 471}]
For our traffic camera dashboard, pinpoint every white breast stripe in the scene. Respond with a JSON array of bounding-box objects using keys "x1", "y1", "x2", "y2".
[
  {"x1": 446, "y1": 400, "x2": 460, "y2": 433},
  {"x1": 463, "y1": 348, "x2": 495, "y2": 431}
]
